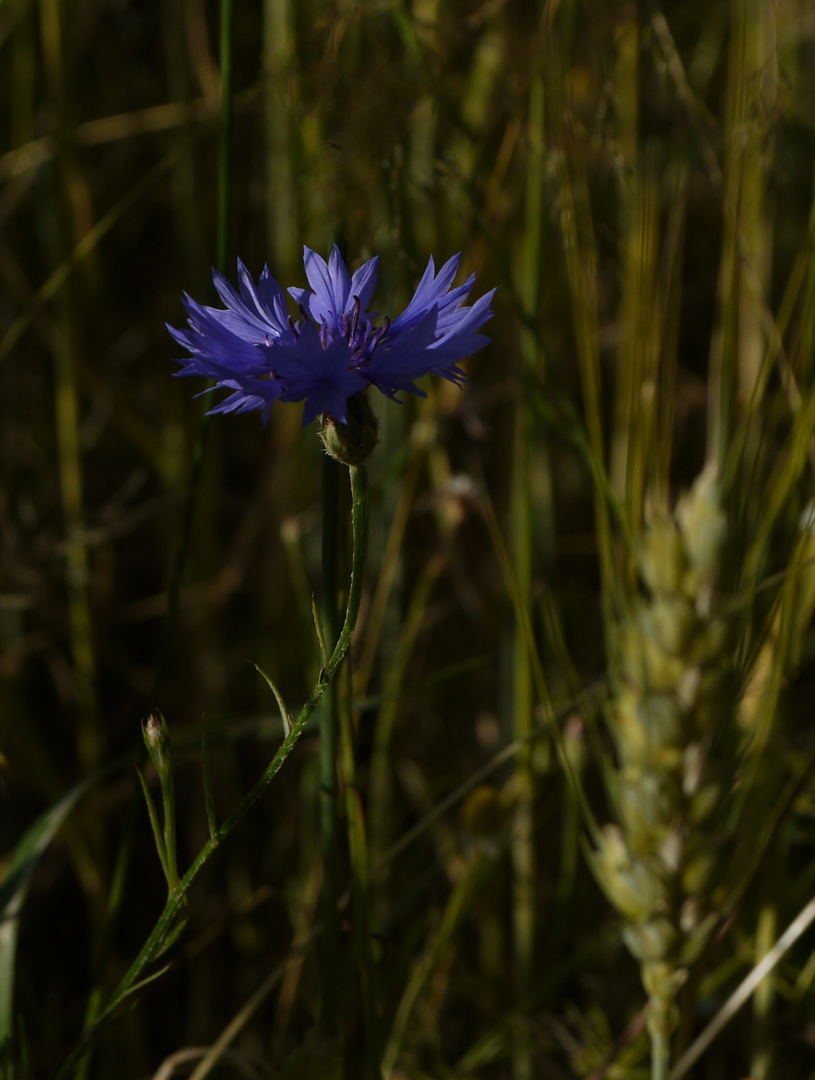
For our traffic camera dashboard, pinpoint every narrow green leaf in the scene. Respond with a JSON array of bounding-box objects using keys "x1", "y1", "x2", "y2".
[
  {"x1": 0, "y1": 776, "x2": 93, "y2": 1054},
  {"x1": 311, "y1": 594, "x2": 329, "y2": 670},
  {"x1": 251, "y1": 661, "x2": 292, "y2": 736},
  {"x1": 135, "y1": 767, "x2": 170, "y2": 884},
  {"x1": 201, "y1": 731, "x2": 219, "y2": 839}
]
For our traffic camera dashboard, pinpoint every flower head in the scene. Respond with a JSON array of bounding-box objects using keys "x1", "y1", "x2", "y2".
[{"x1": 169, "y1": 246, "x2": 494, "y2": 430}]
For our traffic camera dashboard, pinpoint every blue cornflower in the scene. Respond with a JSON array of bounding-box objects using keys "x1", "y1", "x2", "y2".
[{"x1": 168, "y1": 246, "x2": 494, "y2": 429}]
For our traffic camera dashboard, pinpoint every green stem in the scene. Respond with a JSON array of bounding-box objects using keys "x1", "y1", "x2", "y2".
[
  {"x1": 340, "y1": 669, "x2": 380, "y2": 1078},
  {"x1": 56, "y1": 464, "x2": 369, "y2": 1080},
  {"x1": 217, "y1": 0, "x2": 233, "y2": 275},
  {"x1": 510, "y1": 401, "x2": 534, "y2": 1080},
  {"x1": 73, "y1": 793, "x2": 136, "y2": 1080},
  {"x1": 161, "y1": 761, "x2": 180, "y2": 895},
  {"x1": 651, "y1": 1030, "x2": 670, "y2": 1080},
  {"x1": 319, "y1": 454, "x2": 341, "y2": 1033}
]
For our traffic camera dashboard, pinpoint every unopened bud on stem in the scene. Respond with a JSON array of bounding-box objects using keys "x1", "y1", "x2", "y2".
[
  {"x1": 318, "y1": 392, "x2": 379, "y2": 465},
  {"x1": 143, "y1": 711, "x2": 172, "y2": 777}
]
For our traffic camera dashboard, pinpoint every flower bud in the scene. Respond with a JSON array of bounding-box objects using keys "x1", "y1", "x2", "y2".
[
  {"x1": 143, "y1": 710, "x2": 171, "y2": 774},
  {"x1": 318, "y1": 392, "x2": 379, "y2": 465}
]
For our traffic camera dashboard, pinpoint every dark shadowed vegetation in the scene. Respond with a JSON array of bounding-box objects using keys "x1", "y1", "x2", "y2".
[{"x1": 2, "y1": 0, "x2": 815, "y2": 1077}]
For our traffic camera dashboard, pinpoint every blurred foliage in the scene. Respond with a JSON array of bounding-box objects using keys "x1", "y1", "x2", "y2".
[{"x1": 2, "y1": 0, "x2": 815, "y2": 1077}]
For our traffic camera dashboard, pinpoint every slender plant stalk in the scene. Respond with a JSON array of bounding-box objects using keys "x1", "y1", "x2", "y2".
[
  {"x1": 509, "y1": 405, "x2": 534, "y2": 1080},
  {"x1": 803, "y1": 158, "x2": 815, "y2": 388},
  {"x1": 270, "y1": 854, "x2": 323, "y2": 1058},
  {"x1": 709, "y1": 0, "x2": 775, "y2": 468},
  {"x1": 73, "y1": 793, "x2": 137, "y2": 1080},
  {"x1": 381, "y1": 853, "x2": 493, "y2": 1077},
  {"x1": 216, "y1": 0, "x2": 233, "y2": 275},
  {"x1": 673, "y1": 891, "x2": 815, "y2": 1079},
  {"x1": 354, "y1": 449, "x2": 424, "y2": 702},
  {"x1": 161, "y1": 0, "x2": 205, "y2": 277},
  {"x1": 264, "y1": 0, "x2": 297, "y2": 273},
  {"x1": 508, "y1": 19, "x2": 552, "y2": 1073},
  {"x1": 153, "y1": 0, "x2": 233, "y2": 700},
  {"x1": 69, "y1": 151, "x2": 192, "y2": 1074},
  {"x1": 319, "y1": 454, "x2": 341, "y2": 1033},
  {"x1": 37, "y1": 18, "x2": 112, "y2": 1059},
  {"x1": 339, "y1": 666, "x2": 380, "y2": 1079},
  {"x1": 545, "y1": 39, "x2": 619, "y2": 643},
  {"x1": 73, "y1": 5, "x2": 235, "y2": 1073},
  {"x1": 403, "y1": 0, "x2": 440, "y2": 254},
  {"x1": 56, "y1": 464, "x2": 369, "y2": 1080},
  {"x1": 731, "y1": 0, "x2": 775, "y2": 414},
  {"x1": 40, "y1": 0, "x2": 102, "y2": 810},
  {"x1": 751, "y1": 902, "x2": 777, "y2": 1080},
  {"x1": 368, "y1": 546, "x2": 447, "y2": 877},
  {"x1": 187, "y1": 953, "x2": 294, "y2": 1080},
  {"x1": 609, "y1": 2, "x2": 639, "y2": 509},
  {"x1": 651, "y1": 1032, "x2": 669, "y2": 1080},
  {"x1": 54, "y1": 329, "x2": 99, "y2": 780}
]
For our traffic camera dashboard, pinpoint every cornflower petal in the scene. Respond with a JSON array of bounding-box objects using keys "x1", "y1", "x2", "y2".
[
  {"x1": 426, "y1": 288, "x2": 497, "y2": 363},
  {"x1": 364, "y1": 269, "x2": 495, "y2": 397},
  {"x1": 273, "y1": 322, "x2": 369, "y2": 426},
  {"x1": 207, "y1": 384, "x2": 281, "y2": 426},
  {"x1": 363, "y1": 308, "x2": 440, "y2": 398},
  {"x1": 169, "y1": 246, "x2": 492, "y2": 428},
  {"x1": 303, "y1": 245, "x2": 350, "y2": 322},
  {"x1": 290, "y1": 245, "x2": 378, "y2": 327},
  {"x1": 348, "y1": 254, "x2": 379, "y2": 312},
  {"x1": 210, "y1": 259, "x2": 290, "y2": 343},
  {"x1": 257, "y1": 266, "x2": 292, "y2": 326},
  {"x1": 389, "y1": 254, "x2": 472, "y2": 333},
  {"x1": 168, "y1": 302, "x2": 274, "y2": 377},
  {"x1": 237, "y1": 260, "x2": 290, "y2": 333}
]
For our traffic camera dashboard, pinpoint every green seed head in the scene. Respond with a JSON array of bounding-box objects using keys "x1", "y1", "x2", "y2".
[
  {"x1": 640, "y1": 513, "x2": 685, "y2": 595},
  {"x1": 676, "y1": 465, "x2": 727, "y2": 593},
  {"x1": 623, "y1": 916, "x2": 678, "y2": 964}
]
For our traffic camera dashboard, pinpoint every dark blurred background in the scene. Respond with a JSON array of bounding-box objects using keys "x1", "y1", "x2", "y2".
[{"x1": 2, "y1": 0, "x2": 815, "y2": 1076}]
